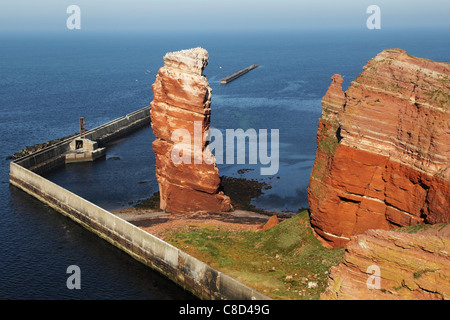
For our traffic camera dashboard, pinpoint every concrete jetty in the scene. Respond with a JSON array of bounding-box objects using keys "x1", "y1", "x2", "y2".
[
  {"x1": 12, "y1": 107, "x2": 151, "y2": 175},
  {"x1": 220, "y1": 64, "x2": 258, "y2": 84}
]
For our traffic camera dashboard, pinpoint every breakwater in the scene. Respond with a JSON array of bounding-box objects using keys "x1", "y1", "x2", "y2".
[
  {"x1": 14, "y1": 106, "x2": 151, "y2": 175},
  {"x1": 220, "y1": 64, "x2": 258, "y2": 84},
  {"x1": 8, "y1": 106, "x2": 270, "y2": 300}
]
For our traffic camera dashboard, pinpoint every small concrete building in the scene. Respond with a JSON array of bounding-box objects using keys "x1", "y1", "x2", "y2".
[{"x1": 65, "y1": 138, "x2": 106, "y2": 163}]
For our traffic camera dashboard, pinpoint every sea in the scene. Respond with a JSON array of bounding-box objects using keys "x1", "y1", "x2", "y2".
[{"x1": 0, "y1": 28, "x2": 448, "y2": 299}]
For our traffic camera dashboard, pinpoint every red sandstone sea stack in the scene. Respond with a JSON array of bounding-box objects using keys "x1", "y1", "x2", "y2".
[
  {"x1": 308, "y1": 49, "x2": 450, "y2": 248},
  {"x1": 150, "y1": 48, "x2": 231, "y2": 214}
]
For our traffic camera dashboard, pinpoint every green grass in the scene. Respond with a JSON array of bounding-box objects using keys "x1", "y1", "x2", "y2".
[
  {"x1": 317, "y1": 127, "x2": 339, "y2": 156},
  {"x1": 310, "y1": 156, "x2": 327, "y2": 182},
  {"x1": 165, "y1": 210, "x2": 345, "y2": 300},
  {"x1": 393, "y1": 221, "x2": 450, "y2": 234},
  {"x1": 413, "y1": 268, "x2": 440, "y2": 279},
  {"x1": 423, "y1": 89, "x2": 450, "y2": 110}
]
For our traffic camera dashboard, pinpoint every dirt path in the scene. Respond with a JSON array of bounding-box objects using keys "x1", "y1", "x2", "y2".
[{"x1": 111, "y1": 207, "x2": 276, "y2": 239}]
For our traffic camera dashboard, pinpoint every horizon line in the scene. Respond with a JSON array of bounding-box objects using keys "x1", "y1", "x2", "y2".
[{"x1": 0, "y1": 25, "x2": 449, "y2": 34}]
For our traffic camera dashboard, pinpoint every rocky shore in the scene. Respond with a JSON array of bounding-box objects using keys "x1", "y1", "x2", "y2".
[{"x1": 7, "y1": 133, "x2": 77, "y2": 160}]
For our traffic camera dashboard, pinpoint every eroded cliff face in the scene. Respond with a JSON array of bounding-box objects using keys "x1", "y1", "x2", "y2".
[
  {"x1": 321, "y1": 223, "x2": 450, "y2": 300},
  {"x1": 308, "y1": 49, "x2": 450, "y2": 248},
  {"x1": 150, "y1": 48, "x2": 231, "y2": 214}
]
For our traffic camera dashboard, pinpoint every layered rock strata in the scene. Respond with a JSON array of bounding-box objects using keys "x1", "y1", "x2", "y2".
[
  {"x1": 321, "y1": 223, "x2": 450, "y2": 300},
  {"x1": 150, "y1": 48, "x2": 231, "y2": 214},
  {"x1": 308, "y1": 49, "x2": 450, "y2": 248}
]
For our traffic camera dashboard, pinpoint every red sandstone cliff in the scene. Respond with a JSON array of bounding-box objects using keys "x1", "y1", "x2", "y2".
[
  {"x1": 308, "y1": 49, "x2": 450, "y2": 248},
  {"x1": 321, "y1": 223, "x2": 450, "y2": 300},
  {"x1": 150, "y1": 48, "x2": 231, "y2": 214}
]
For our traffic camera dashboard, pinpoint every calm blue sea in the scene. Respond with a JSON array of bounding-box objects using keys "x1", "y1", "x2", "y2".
[{"x1": 0, "y1": 29, "x2": 448, "y2": 299}]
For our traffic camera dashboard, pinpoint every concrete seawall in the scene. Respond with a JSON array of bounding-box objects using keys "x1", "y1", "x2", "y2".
[
  {"x1": 9, "y1": 107, "x2": 270, "y2": 300},
  {"x1": 15, "y1": 106, "x2": 151, "y2": 174},
  {"x1": 220, "y1": 64, "x2": 258, "y2": 84}
]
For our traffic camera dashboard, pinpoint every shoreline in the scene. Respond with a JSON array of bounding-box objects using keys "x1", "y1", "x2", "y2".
[
  {"x1": 129, "y1": 174, "x2": 300, "y2": 220},
  {"x1": 111, "y1": 172, "x2": 301, "y2": 240}
]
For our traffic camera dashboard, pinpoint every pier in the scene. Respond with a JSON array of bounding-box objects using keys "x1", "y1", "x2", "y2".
[{"x1": 220, "y1": 64, "x2": 258, "y2": 84}]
